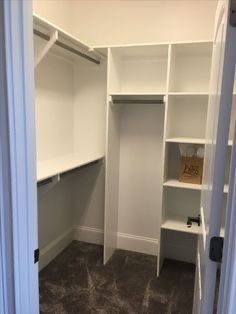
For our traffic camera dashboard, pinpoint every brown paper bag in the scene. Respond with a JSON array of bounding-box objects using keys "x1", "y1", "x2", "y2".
[{"x1": 179, "y1": 156, "x2": 203, "y2": 184}]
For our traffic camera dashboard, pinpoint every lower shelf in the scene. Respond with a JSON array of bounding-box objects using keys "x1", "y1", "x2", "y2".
[
  {"x1": 161, "y1": 217, "x2": 200, "y2": 234},
  {"x1": 163, "y1": 179, "x2": 201, "y2": 190},
  {"x1": 164, "y1": 179, "x2": 229, "y2": 193},
  {"x1": 37, "y1": 153, "x2": 104, "y2": 182}
]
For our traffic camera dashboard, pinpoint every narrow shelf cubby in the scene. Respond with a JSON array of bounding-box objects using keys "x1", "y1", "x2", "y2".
[
  {"x1": 161, "y1": 188, "x2": 201, "y2": 234},
  {"x1": 109, "y1": 45, "x2": 169, "y2": 94},
  {"x1": 163, "y1": 142, "x2": 204, "y2": 187},
  {"x1": 166, "y1": 95, "x2": 208, "y2": 140},
  {"x1": 169, "y1": 42, "x2": 212, "y2": 93}
]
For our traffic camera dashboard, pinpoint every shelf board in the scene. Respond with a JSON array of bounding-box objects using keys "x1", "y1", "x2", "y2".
[
  {"x1": 161, "y1": 217, "x2": 199, "y2": 234},
  {"x1": 168, "y1": 92, "x2": 209, "y2": 96},
  {"x1": 228, "y1": 140, "x2": 233, "y2": 146},
  {"x1": 110, "y1": 92, "x2": 166, "y2": 96},
  {"x1": 165, "y1": 137, "x2": 206, "y2": 144},
  {"x1": 164, "y1": 179, "x2": 229, "y2": 194},
  {"x1": 163, "y1": 179, "x2": 201, "y2": 190},
  {"x1": 37, "y1": 154, "x2": 104, "y2": 182}
]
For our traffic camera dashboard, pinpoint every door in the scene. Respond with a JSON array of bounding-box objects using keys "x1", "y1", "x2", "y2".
[
  {"x1": 0, "y1": 1, "x2": 39, "y2": 313},
  {"x1": 193, "y1": 1, "x2": 236, "y2": 313}
]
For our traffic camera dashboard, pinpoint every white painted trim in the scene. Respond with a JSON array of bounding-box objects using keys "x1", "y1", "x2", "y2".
[
  {"x1": 73, "y1": 225, "x2": 158, "y2": 256},
  {"x1": 217, "y1": 124, "x2": 236, "y2": 313},
  {"x1": 39, "y1": 228, "x2": 73, "y2": 271},
  {"x1": 0, "y1": 2, "x2": 15, "y2": 312},
  {"x1": 2, "y1": 1, "x2": 39, "y2": 313},
  {"x1": 73, "y1": 225, "x2": 104, "y2": 245},
  {"x1": 117, "y1": 232, "x2": 158, "y2": 256},
  {"x1": 92, "y1": 39, "x2": 213, "y2": 50}
]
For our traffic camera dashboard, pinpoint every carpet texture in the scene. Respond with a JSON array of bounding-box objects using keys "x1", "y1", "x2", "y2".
[{"x1": 39, "y1": 241, "x2": 195, "y2": 313}]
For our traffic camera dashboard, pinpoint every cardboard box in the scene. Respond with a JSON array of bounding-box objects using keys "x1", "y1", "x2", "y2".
[{"x1": 179, "y1": 156, "x2": 203, "y2": 184}]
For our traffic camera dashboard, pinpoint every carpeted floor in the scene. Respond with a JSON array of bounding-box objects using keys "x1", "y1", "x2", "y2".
[{"x1": 39, "y1": 241, "x2": 195, "y2": 313}]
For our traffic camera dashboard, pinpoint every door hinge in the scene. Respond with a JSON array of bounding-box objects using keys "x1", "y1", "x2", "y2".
[
  {"x1": 209, "y1": 237, "x2": 224, "y2": 263},
  {"x1": 230, "y1": 0, "x2": 236, "y2": 27},
  {"x1": 34, "y1": 248, "x2": 40, "y2": 264}
]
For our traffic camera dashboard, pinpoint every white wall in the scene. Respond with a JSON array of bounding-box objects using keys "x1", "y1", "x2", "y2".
[
  {"x1": 33, "y1": 1, "x2": 218, "y2": 46},
  {"x1": 72, "y1": 0, "x2": 217, "y2": 46},
  {"x1": 33, "y1": 0, "x2": 74, "y2": 34},
  {"x1": 38, "y1": 177, "x2": 74, "y2": 270}
]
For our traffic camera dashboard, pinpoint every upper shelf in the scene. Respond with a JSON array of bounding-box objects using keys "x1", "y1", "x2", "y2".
[
  {"x1": 33, "y1": 14, "x2": 103, "y2": 66},
  {"x1": 37, "y1": 154, "x2": 104, "y2": 182},
  {"x1": 165, "y1": 137, "x2": 206, "y2": 144}
]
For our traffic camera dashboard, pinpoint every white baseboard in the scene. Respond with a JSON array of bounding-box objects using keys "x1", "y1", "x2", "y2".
[
  {"x1": 73, "y1": 225, "x2": 157, "y2": 256},
  {"x1": 73, "y1": 225, "x2": 104, "y2": 245},
  {"x1": 39, "y1": 228, "x2": 73, "y2": 271},
  {"x1": 117, "y1": 232, "x2": 158, "y2": 256},
  {"x1": 40, "y1": 226, "x2": 158, "y2": 271}
]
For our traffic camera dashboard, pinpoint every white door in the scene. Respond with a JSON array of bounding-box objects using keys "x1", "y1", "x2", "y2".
[
  {"x1": 194, "y1": 1, "x2": 236, "y2": 313},
  {"x1": 0, "y1": 1, "x2": 39, "y2": 313}
]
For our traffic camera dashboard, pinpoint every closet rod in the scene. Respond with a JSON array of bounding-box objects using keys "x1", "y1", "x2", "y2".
[
  {"x1": 112, "y1": 99, "x2": 164, "y2": 104},
  {"x1": 34, "y1": 29, "x2": 100, "y2": 65}
]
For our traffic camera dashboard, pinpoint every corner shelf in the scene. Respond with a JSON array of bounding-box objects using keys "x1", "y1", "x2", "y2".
[
  {"x1": 163, "y1": 179, "x2": 201, "y2": 190},
  {"x1": 161, "y1": 217, "x2": 199, "y2": 234},
  {"x1": 164, "y1": 179, "x2": 229, "y2": 194},
  {"x1": 165, "y1": 137, "x2": 206, "y2": 144},
  {"x1": 37, "y1": 154, "x2": 104, "y2": 182},
  {"x1": 168, "y1": 92, "x2": 209, "y2": 96}
]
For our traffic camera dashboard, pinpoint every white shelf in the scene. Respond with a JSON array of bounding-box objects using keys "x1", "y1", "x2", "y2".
[
  {"x1": 110, "y1": 92, "x2": 166, "y2": 96},
  {"x1": 165, "y1": 137, "x2": 206, "y2": 144},
  {"x1": 228, "y1": 140, "x2": 233, "y2": 146},
  {"x1": 37, "y1": 154, "x2": 104, "y2": 182},
  {"x1": 161, "y1": 217, "x2": 199, "y2": 234},
  {"x1": 164, "y1": 179, "x2": 229, "y2": 194},
  {"x1": 168, "y1": 92, "x2": 209, "y2": 96},
  {"x1": 163, "y1": 179, "x2": 201, "y2": 190},
  {"x1": 33, "y1": 14, "x2": 102, "y2": 65}
]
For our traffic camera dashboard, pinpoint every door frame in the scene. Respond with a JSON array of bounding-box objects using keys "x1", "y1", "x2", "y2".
[
  {"x1": 218, "y1": 112, "x2": 236, "y2": 312},
  {"x1": 0, "y1": 1, "x2": 39, "y2": 313}
]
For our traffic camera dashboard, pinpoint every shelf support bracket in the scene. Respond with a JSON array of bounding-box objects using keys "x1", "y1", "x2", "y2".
[
  {"x1": 37, "y1": 174, "x2": 60, "y2": 195},
  {"x1": 35, "y1": 29, "x2": 58, "y2": 68}
]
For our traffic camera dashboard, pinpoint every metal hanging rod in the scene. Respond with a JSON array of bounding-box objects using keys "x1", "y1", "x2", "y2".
[
  {"x1": 110, "y1": 94, "x2": 165, "y2": 105},
  {"x1": 112, "y1": 99, "x2": 164, "y2": 104},
  {"x1": 34, "y1": 29, "x2": 100, "y2": 65}
]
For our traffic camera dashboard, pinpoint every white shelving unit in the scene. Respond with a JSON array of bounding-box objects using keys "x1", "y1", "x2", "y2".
[
  {"x1": 34, "y1": 14, "x2": 106, "y2": 183},
  {"x1": 158, "y1": 41, "x2": 213, "y2": 273},
  {"x1": 104, "y1": 40, "x2": 215, "y2": 275}
]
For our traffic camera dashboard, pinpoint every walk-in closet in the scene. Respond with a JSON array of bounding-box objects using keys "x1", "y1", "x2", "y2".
[{"x1": 31, "y1": 1, "x2": 236, "y2": 312}]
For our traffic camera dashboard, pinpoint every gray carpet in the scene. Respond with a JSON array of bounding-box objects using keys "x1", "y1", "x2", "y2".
[{"x1": 39, "y1": 241, "x2": 195, "y2": 313}]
